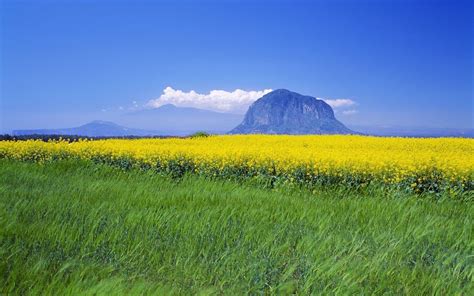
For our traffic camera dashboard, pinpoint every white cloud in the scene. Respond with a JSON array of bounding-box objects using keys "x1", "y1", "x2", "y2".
[
  {"x1": 318, "y1": 98, "x2": 356, "y2": 108},
  {"x1": 146, "y1": 87, "x2": 358, "y2": 114},
  {"x1": 342, "y1": 109, "x2": 358, "y2": 115},
  {"x1": 147, "y1": 86, "x2": 273, "y2": 114}
]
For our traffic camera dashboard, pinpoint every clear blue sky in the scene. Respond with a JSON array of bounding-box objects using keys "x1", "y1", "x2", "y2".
[{"x1": 1, "y1": 0, "x2": 472, "y2": 132}]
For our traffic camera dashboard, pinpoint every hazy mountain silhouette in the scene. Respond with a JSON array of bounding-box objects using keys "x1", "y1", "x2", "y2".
[
  {"x1": 13, "y1": 121, "x2": 156, "y2": 137},
  {"x1": 12, "y1": 104, "x2": 246, "y2": 137},
  {"x1": 119, "y1": 104, "x2": 244, "y2": 134},
  {"x1": 348, "y1": 125, "x2": 474, "y2": 138}
]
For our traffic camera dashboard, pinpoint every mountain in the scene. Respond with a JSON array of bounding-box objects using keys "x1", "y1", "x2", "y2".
[
  {"x1": 229, "y1": 89, "x2": 354, "y2": 134},
  {"x1": 348, "y1": 125, "x2": 474, "y2": 138},
  {"x1": 119, "y1": 104, "x2": 244, "y2": 134},
  {"x1": 13, "y1": 121, "x2": 156, "y2": 137},
  {"x1": 12, "y1": 105, "x2": 245, "y2": 137}
]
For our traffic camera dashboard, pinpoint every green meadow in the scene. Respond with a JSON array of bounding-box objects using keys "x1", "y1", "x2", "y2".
[{"x1": 1, "y1": 160, "x2": 473, "y2": 295}]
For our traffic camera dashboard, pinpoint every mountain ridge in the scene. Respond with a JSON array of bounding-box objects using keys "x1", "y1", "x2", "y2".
[
  {"x1": 118, "y1": 104, "x2": 243, "y2": 133},
  {"x1": 13, "y1": 121, "x2": 157, "y2": 137}
]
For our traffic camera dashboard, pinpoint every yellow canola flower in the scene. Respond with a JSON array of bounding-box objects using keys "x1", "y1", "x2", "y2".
[{"x1": 0, "y1": 135, "x2": 473, "y2": 187}]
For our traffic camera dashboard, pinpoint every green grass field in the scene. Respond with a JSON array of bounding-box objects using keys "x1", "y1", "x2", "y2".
[{"x1": 1, "y1": 159, "x2": 473, "y2": 295}]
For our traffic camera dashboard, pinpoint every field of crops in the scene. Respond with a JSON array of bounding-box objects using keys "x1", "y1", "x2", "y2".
[
  {"x1": 1, "y1": 160, "x2": 473, "y2": 294},
  {"x1": 1, "y1": 135, "x2": 473, "y2": 294},
  {"x1": 1, "y1": 135, "x2": 472, "y2": 197}
]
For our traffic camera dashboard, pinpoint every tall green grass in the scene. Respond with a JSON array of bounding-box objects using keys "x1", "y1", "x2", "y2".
[{"x1": 1, "y1": 160, "x2": 473, "y2": 295}]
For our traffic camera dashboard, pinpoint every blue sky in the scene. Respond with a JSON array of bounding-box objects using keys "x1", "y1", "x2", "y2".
[{"x1": 1, "y1": 0, "x2": 472, "y2": 132}]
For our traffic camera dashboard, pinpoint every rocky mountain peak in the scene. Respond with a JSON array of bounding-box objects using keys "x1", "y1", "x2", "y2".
[{"x1": 229, "y1": 89, "x2": 354, "y2": 134}]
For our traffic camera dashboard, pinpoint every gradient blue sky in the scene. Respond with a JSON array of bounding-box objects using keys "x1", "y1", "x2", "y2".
[{"x1": 1, "y1": 0, "x2": 472, "y2": 133}]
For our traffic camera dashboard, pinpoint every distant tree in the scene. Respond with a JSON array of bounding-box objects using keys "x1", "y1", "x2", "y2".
[{"x1": 189, "y1": 131, "x2": 210, "y2": 138}]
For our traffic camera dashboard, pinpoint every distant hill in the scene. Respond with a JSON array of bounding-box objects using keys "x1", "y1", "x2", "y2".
[
  {"x1": 12, "y1": 105, "x2": 245, "y2": 137},
  {"x1": 348, "y1": 125, "x2": 474, "y2": 138},
  {"x1": 229, "y1": 89, "x2": 355, "y2": 134},
  {"x1": 13, "y1": 121, "x2": 156, "y2": 137},
  {"x1": 119, "y1": 104, "x2": 244, "y2": 134}
]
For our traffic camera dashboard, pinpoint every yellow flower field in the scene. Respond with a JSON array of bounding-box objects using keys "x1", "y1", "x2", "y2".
[{"x1": 1, "y1": 135, "x2": 473, "y2": 194}]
